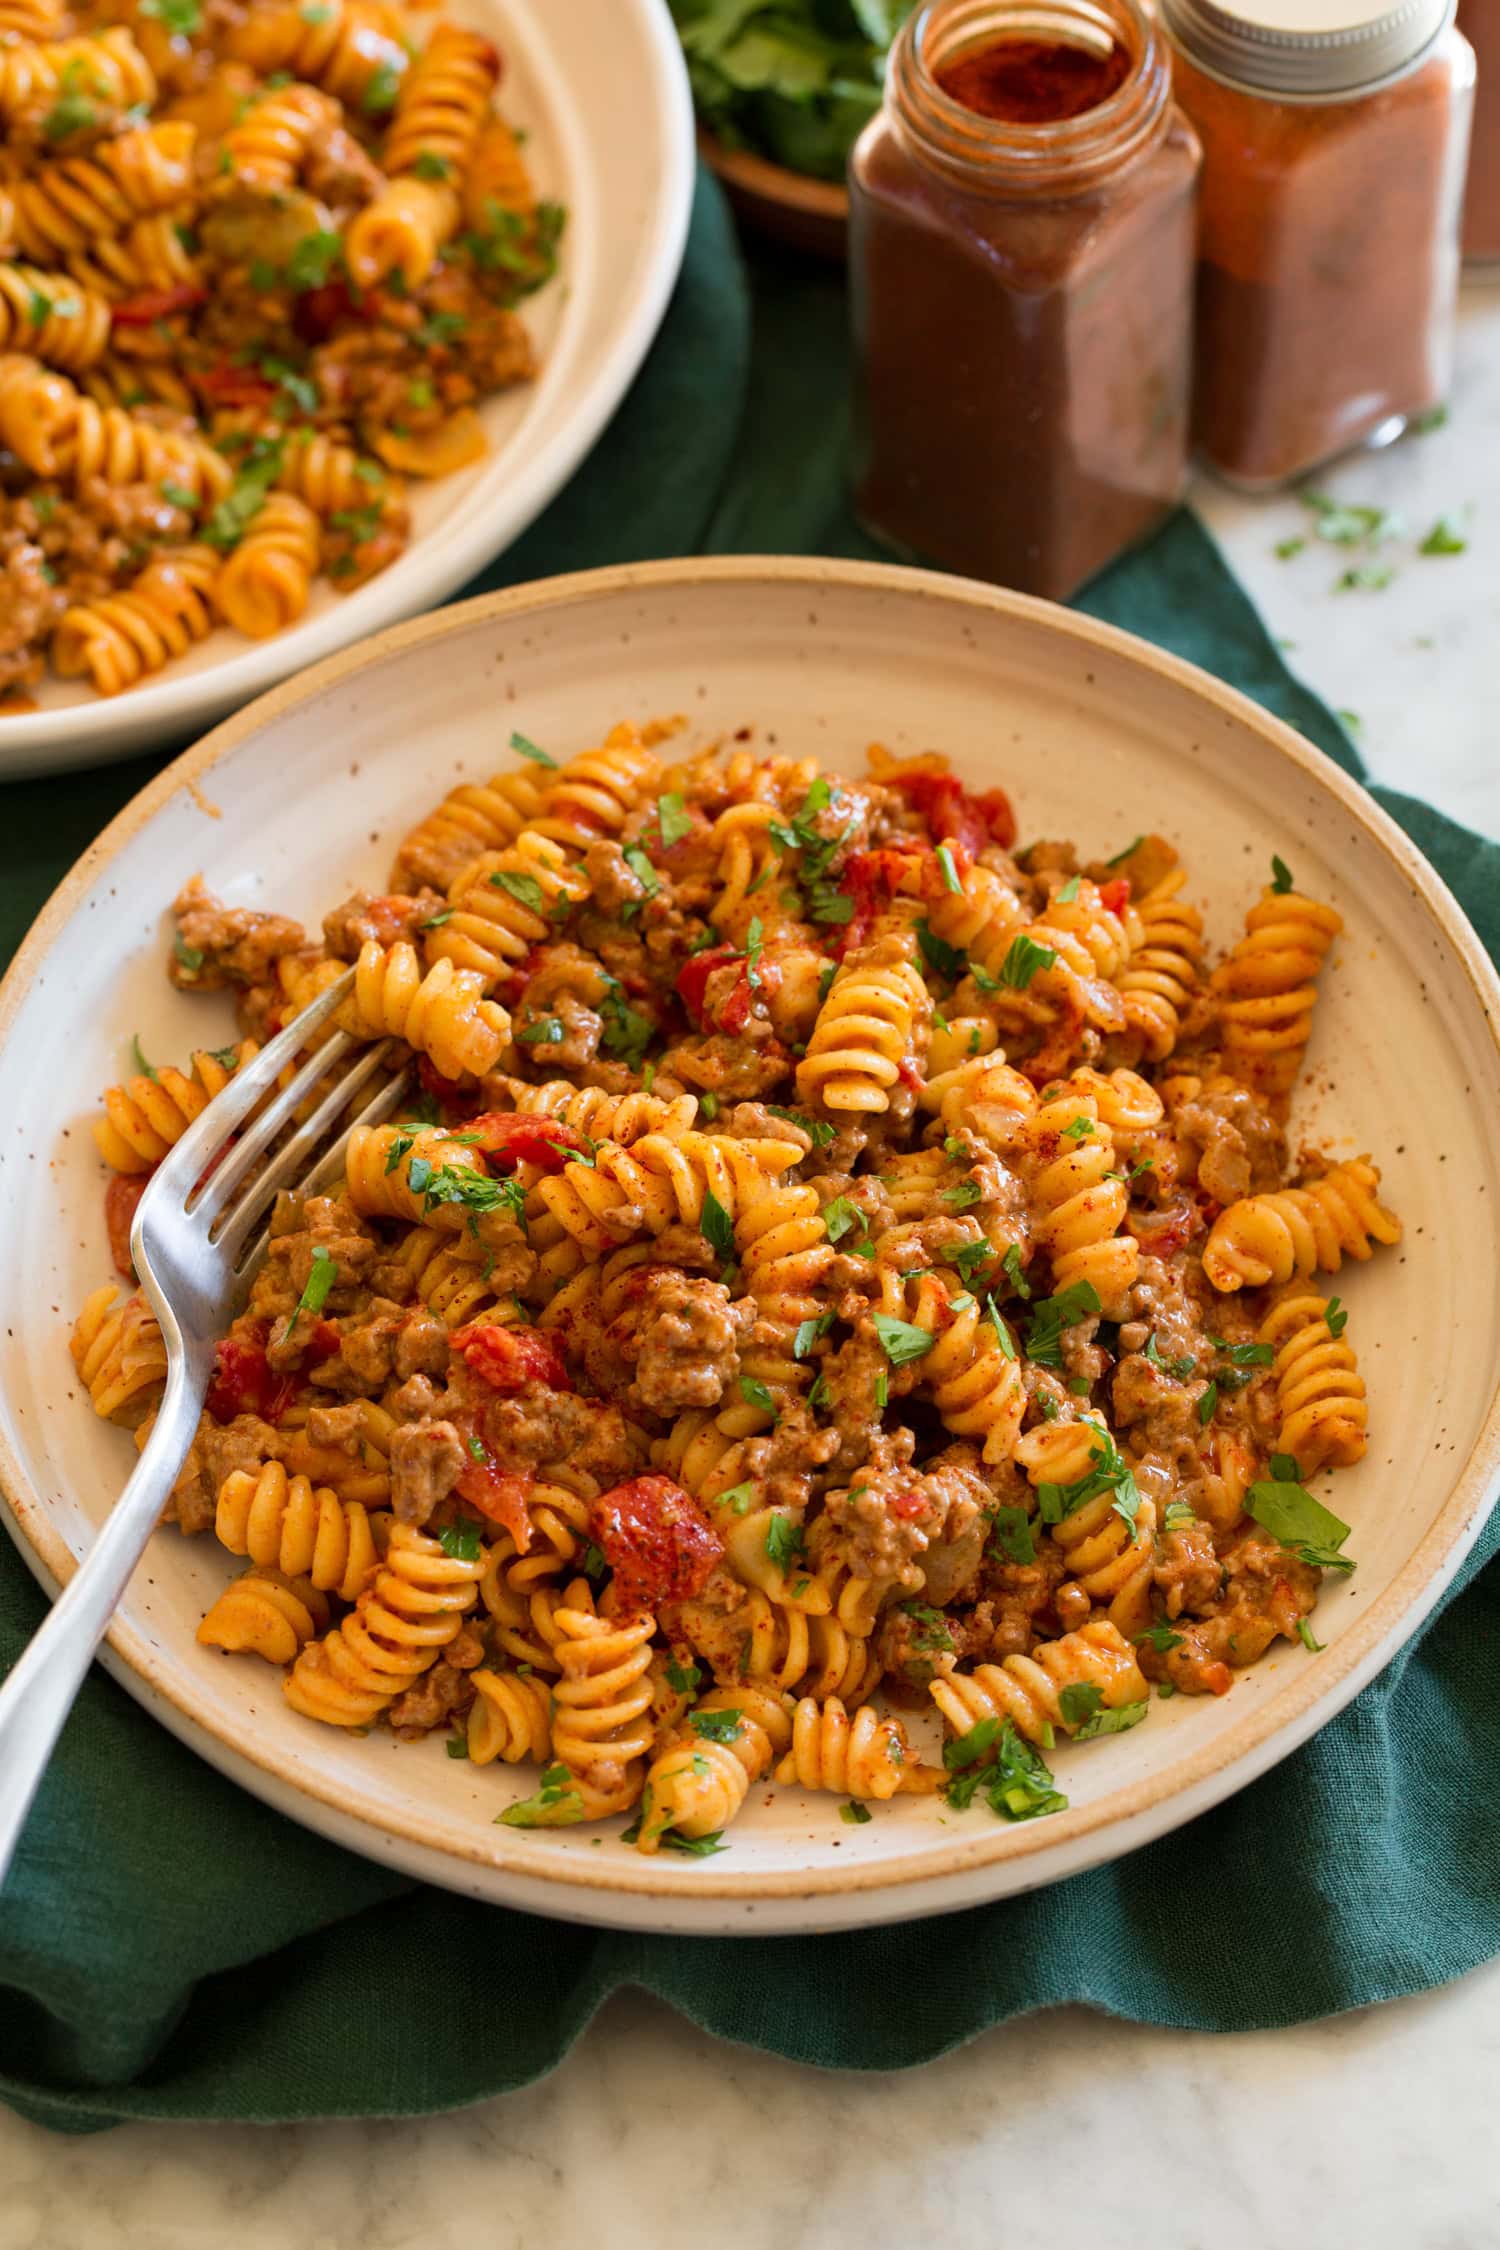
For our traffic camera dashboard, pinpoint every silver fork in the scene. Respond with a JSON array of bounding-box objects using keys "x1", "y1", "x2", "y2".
[{"x1": 0, "y1": 969, "x2": 412, "y2": 1888}]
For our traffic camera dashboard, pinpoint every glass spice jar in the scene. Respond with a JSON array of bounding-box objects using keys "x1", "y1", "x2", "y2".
[
  {"x1": 1163, "y1": 0, "x2": 1474, "y2": 488},
  {"x1": 848, "y1": 0, "x2": 1202, "y2": 603},
  {"x1": 1457, "y1": 0, "x2": 1500, "y2": 262}
]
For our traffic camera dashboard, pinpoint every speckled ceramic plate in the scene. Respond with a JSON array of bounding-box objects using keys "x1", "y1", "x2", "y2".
[
  {"x1": 3, "y1": 557, "x2": 1498, "y2": 1933},
  {"x1": 0, "y1": 0, "x2": 694, "y2": 780}
]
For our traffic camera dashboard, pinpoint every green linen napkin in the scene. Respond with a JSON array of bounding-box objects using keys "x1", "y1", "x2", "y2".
[{"x1": 2, "y1": 169, "x2": 1498, "y2": 2134}]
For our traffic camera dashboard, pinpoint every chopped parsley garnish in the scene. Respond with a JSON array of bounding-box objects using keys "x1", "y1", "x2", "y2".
[
  {"x1": 619, "y1": 1814, "x2": 727, "y2": 1855},
  {"x1": 384, "y1": 1131, "x2": 415, "y2": 1175},
  {"x1": 1001, "y1": 1244, "x2": 1031, "y2": 1300},
  {"x1": 985, "y1": 1298, "x2": 1017, "y2": 1358},
  {"x1": 941, "y1": 1237, "x2": 990, "y2": 1287},
  {"x1": 873, "y1": 1313, "x2": 934, "y2": 1367},
  {"x1": 446, "y1": 1730, "x2": 469, "y2": 1759},
  {"x1": 143, "y1": 0, "x2": 204, "y2": 28},
  {"x1": 417, "y1": 1164, "x2": 527, "y2": 1235},
  {"x1": 517, "y1": 1017, "x2": 564, "y2": 1046},
  {"x1": 901, "y1": 1602, "x2": 954, "y2": 1654},
  {"x1": 360, "y1": 58, "x2": 402, "y2": 113},
  {"x1": 1023, "y1": 1280, "x2": 1102, "y2": 1368},
  {"x1": 1212, "y1": 1338, "x2": 1275, "y2": 1371},
  {"x1": 284, "y1": 229, "x2": 342, "y2": 292},
  {"x1": 945, "y1": 1717, "x2": 1066, "y2": 1822},
  {"x1": 793, "y1": 1309, "x2": 835, "y2": 1359},
  {"x1": 987, "y1": 1506, "x2": 1035, "y2": 1566},
  {"x1": 1057, "y1": 1682, "x2": 1102, "y2": 1728},
  {"x1": 1246, "y1": 1471, "x2": 1355, "y2": 1573},
  {"x1": 700, "y1": 1188, "x2": 734, "y2": 1265},
  {"x1": 580, "y1": 1541, "x2": 609, "y2": 1582},
  {"x1": 936, "y1": 844, "x2": 962, "y2": 894},
  {"x1": 1270, "y1": 855, "x2": 1295, "y2": 894},
  {"x1": 1034, "y1": 1424, "x2": 1140, "y2": 1531},
  {"x1": 1197, "y1": 1381, "x2": 1219, "y2": 1425},
  {"x1": 159, "y1": 479, "x2": 199, "y2": 512},
  {"x1": 1073, "y1": 1698, "x2": 1148, "y2": 1741},
  {"x1": 941, "y1": 1176, "x2": 982, "y2": 1210},
  {"x1": 1296, "y1": 1616, "x2": 1325, "y2": 1652},
  {"x1": 437, "y1": 1517, "x2": 484, "y2": 1563},
  {"x1": 286, "y1": 1242, "x2": 337, "y2": 1336},
  {"x1": 419, "y1": 908, "x2": 453, "y2": 931},
  {"x1": 1105, "y1": 835, "x2": 1145, "y2": 868},
  {"x1": 622, "y1": 844, "x2": 661, "y2": 903},
  {"x1": 488, "y1": 866, "x2": 546, "y2": 914},
  {"x1": 998, "y1": 934, "x2": 1058, "y2": 990},
  {"x1": 739, "y1": 1375, "x2": 777, "y2": 1417},
  {"x1": 657, "y1": 791, "x2": 692, "y2": 847},
  {"x1": 497, "y1": 1762, "x2": 586, "y2": 1828},
  {"x1": 42, "y1": 61, "x2": 99, "y2": 141},
  {"x1": 943, "y1": 1716, "x2": 1001, "y2": 1772},
  {"x1": 840, "y1": 1800, "x2": 873, "y2": 1825},
  {"x1": 764, "y1": 1513, "x2": 805, "y2": 1570},
  {"x1": 715, "y1": 1481, "x2": 756, "y2": 1516},
  {"x1": 917, "y1": 918, "x2": 962, "y2": 981},
  {"x1": 768, "y1": 1104, "x2": 835, "y2": 1148},
  {"x1": 1060, "y1": 1115, "x2": 1094, "y2": 1140},
  {"x1": 1162, "y1": 1501, "x2": 1197, "y2": 1531},
  {"x1": 821, "y1": 1196, "x2": 868, "y2": 1247},
  {"x1": 666, "y1": 1659, "x2": 702, "y2": 1696},
  {"x1": 203, "y1": 437, "x2": 284, "y2": 553},
  {"x1": 1133, "y1": 1620, "x2": 1184, "y2": 1654},
  {"x1": 1420, "y1": 513, "x2": 1467, "y2": 556},
  {"x1": 688, "y1": 1706, "x2": 743, "y2": 1744},
  {"x1": 874, "y1": 1370, "x2": 888, "y2": 1408},
  {"x1": 465, "y1": 1434, "x2": 487, "y2": 1461},
  {"x1": 510, "y1": 730, "x2": 556, "y2": 767},
  {"x1": 413, "y1": 150, "x2": 453, "y2": 180},
  {"x1": 130, "y1": 1034, "x2": 158, "y2": 1082},
  {"x1": 1055, "y1": 874, "x2": 1081, "y2": 904},
  {"x1": 598, "y1": 978, "x2": 653, "y2": 1071},
  {"x1": 1325, "y1": 1296, "x2": 1348, "y2": 1339}
]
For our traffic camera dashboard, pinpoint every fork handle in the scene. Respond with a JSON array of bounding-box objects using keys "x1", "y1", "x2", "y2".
[{"x1": 0, "y1": 1361, "x2": 203, "y2": 1891}]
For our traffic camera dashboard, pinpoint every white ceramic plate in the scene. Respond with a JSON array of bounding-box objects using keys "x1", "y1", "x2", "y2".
[
  {"x1": 0, "y1": 0, "x2": 694, "y2": 781},
  {"x1": 4, "y1": 558, "x2": 1499, "y2": 1934}
]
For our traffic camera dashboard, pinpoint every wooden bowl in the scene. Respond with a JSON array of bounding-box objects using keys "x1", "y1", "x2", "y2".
[{"x1": 698, "y1": 128, "x2": 849, "y2": 260}]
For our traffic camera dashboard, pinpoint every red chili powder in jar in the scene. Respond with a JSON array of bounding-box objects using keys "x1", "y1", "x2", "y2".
[{"x1": 935, "y1": 34, "x2": 1131, "y2": 122}]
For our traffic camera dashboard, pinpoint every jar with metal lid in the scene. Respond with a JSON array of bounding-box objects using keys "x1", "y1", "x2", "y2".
[
  {"x1": 1163, "y1": 0, "x2": 1474, "y2": 488},
  {"x1": 1457, "y1": 0, "x2": 1500, "y2": 261},
  {"x1": 848, "y1": 0, "x2": 1202, "y2": 602}
]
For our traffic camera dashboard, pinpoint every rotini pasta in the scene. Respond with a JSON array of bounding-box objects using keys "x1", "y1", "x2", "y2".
[
  {"x1": 76, "y1": 730, "x2": 1396, "y2": 1852},
  {"x1": 1212, "y1": 885, "x2": 1344, "y2": 1107},
  {"x1": 213, "y1": 493, "x2": 320, "y2": 640}
]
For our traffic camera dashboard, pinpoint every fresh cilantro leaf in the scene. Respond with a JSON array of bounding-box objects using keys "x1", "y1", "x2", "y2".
[
  {"x1": 143, "y1": 0, "x2": 203, "y2": 28},
  {"x1": 413, "y1": 150, "x2": 452, "y2": 180},
  {"x1": 360, "y1": 58, "x2": 401, "y2": 112},
  {"x1": 598, "y1": 980, "x2": 654, "y2": 1071},
  {"x1": 689, "y1": 1706, "x2": 744, "y2": 1744},
  {"x1": 986, "y1": 1720, "x2": 1067, "y2": 1821},
  {"x1": 873, "y1": 1313, "x2": 934, "y2": 1366},
  {"x1": 510, "y1": 730, "x2": 556, "y2": 767},
  {"x1": 1275, "y1": 535, "x2": 1307, "y2": 560},
  {"x1": 874, "y1": 1370, "x2": 888, "y2": 1408},
  {"x1": 793, "y1": 1309, "x2": 835, "y2": 1359},
  {"x1": 1024, "y1": 1280, "x2": 1102, "y2": 1367},
  {"x1": 497, "y1": 1763, "x2": 586, "y2": 1827},
  {"x1": 941, "y1": 1177, "x2": 982, "y2": 1210},
  {"x1": 1246, "y1": 1477, "x2": 1355, "y2": 1573},
  {"x1": 985, "y1": 1298, "x2": 1017, "y2": 1358},
  {"x1": 940, "y1": 1237, "x2": 990, "y2": 1286},
  {"x1": 943, "y1": 1716, "x2": 1000, "y2": 1772},
  {"x1": 1269, "y1": 1453, "x2": 1301, "y2": 1483},
  {"x1": 999, "y1": 934, "x2": 1057, "y2": 989},
  {"x1": 764, "y1": 1512, "x2": 805, "y2": 1570},
  {"x1": 446, "y1": 1730, "x2": 470, "y2": 1758},
  {"x1": 465, "y1": 1433, "x2": 486, "y2": 1462},
  {"x1": 1060, "y1": 1115, "x2": 1093, "y2": 1140},
  {"x1": 622, "y1": 844, "x2": 661, "y2": 901},
  {"x1": 698, "y1": 1092, "x2": 719, "y2": 1121},
  {"x1": 987, "y1": 1505, "x2": 1035, "y2": 1566},
  {"x1": 438, "y1": 1517, "x2": 484, "y2": 1562}
]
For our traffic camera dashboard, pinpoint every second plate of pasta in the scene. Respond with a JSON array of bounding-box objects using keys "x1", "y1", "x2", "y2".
[
  {"x1": 3, "y1": 557, "x2": 1498, "y2": 1931},
  {"x1": 0, "y1": 0, "x2": 694, "y2": 776}
]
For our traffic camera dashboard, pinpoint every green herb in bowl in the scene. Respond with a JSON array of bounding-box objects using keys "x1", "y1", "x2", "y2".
[{"x1": 670, "y1": 0, "x2": 918, "y2": 181}]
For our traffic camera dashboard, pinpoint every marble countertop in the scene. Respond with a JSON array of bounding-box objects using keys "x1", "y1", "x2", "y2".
[{"x1": 4, "y1": 287, "x2": 1500, "y2": 2250}]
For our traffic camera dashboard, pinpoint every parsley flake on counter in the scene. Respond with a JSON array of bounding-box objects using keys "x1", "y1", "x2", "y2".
[{"x1": 1420, "y1": 514, "x2": 1467, "y2": 555}]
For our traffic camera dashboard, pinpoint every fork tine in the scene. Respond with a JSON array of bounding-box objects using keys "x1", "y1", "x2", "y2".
[
  {"x1": 139, "y1": 968, "x2": 356, "y2": 1223},
  {"x1": 190, "y1": 1029, "x2": 366, "y2": 1232},
  {"x1": 218, "y1": 1048, "x2": 411, "y2": 1269},
  {"x1": 231, "y1": 1067, "x2": 414, "y2": 1276}
]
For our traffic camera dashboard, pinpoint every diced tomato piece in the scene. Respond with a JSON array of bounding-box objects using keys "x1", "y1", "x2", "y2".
[
  {"x1": 891, "y1": 772, "x2": 1016, "y2": 855},
  {"x1": 292, "y1": 278, "x2": 373, "y2": 343},
  {"x1": 890, "y1": 1490, "x2": 926, "y2": 1522},
  {"x1": 1133, "y1": 1200, "x2": 1204, "y2": 1258},
  {"x1": 454, "y1": 1452, "x2": 534, "y2": 1550},
  {"x1": 451, "y1": 1322, "x2": 572, "y2": 1394},
  {"x1": 464, "y1": 1110, "x2": 591, "y2": 1174},
  {"x1": 196, "y1": 360, "x2": 275, "y2": 409},
  {"x1": 110, "y1": 284, "x2": 207, "y2": 327},
  {"x1": 589, "y1": 1473, "x2": 724, "y2": 1613},
  {"x1": 104, "y1": 1172, "x2": 147, "y2": 1280},
  {"x1": 675, "y1": 943, "x2": 742, "y2": 1031},
  {"x1": 1099, "y1": 876, "x2": 1132, "y2": 918},
  {"x1": 206, "y1": 1327, "x2": 296, "y2": 1425},
  {"x1": 837, "y1": 843, "x2": 932, "y2": 953}
]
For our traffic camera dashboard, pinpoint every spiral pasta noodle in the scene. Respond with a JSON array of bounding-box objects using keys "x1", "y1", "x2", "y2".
[
  {"x1": 1212, "y1": 885, "x2": 1343, "y2": 1106},
  {"x1": 463, "y1": 114, "x2": 535, "y2": 227},
  {"x1": 346, "y1": 24, "x2": 497, "y2": 287},
  {"x1": 1258, "y1": 1290, "x2": 1368, "y2": 1473},
  {"x1": 1202, "y1": 1159, "x2": 1401, "y2": 1291},
  {"x1": 636, "y1": 1686, "x2": 793, "y2": 1848},
  {"x1": 0, "y1": 28, "x2": 157, "y2": 123},
  {"x1": 901, "y1": 1268, "x2": 1026, "y2": 1465},
  {"x1": 10, "y1": 121, "x2": 195, "y2": 261},
  {"x1": 392, "y1": 765, "x2": 547, "y2": 892},
  {"x1": 503, "y1": 1078, "x2": 699, "y2": 1147},
  {"x1": 53, "y1": 545, "x2": 220, "y2": 697},
  {"x1": 796, "y1": 937, "x2": 928, "y2": 1115},
  {"x1": 212, "y1": 493, "x2": 320, "y2": 640},
  {"x1": 283, "y1": 1522, "x2": 485, "y2": 1727},
  {"x1": 227, "y1": 0, "x2": 409, "y2": 110},
  {"x1": 931, "y1": 1621, "x2": 1147, "y2": 1749},
  {"x1": 549, "y1": 1599, "x2": 657, "y2": 1819},
  {"x1": 775, "y1": 1695, "x2": 934, "y2": 1800},
  {"x1": 0, "y1": 263, "x2": 109, "y2": 370},
  {"x1": 530, "y1": 721, "x2": 664, "y2": 852},
  {"x1": 0, "y1": 0, "x2": 64, "y2": 39},
  {"x1": 216, "y1": 81, "x2": 339, "y2": 195},
  {"x1": 197, "y1": 1568, "x2": 331, "y2": 1666},
  {"x1": 214, "y1": 1462, "x2": 386, "y2": 1603},
  {"x1": 1016, "y1": 1421, "x2": 1159, "y2": 1637},
  {"x1": 92, "y1": 1038, "x2": 256, "y2": 1172},
  {"x1": 536, "y1": 1132, "x2": 800, "y2": 1259},
  {"x1": 1015, "y1": 1080, "x2": 1136, "y2": 1310},
  {"x1": 424, "y1": 832, "x2": 592, "y2": 988},
  {"x1": 1118, "y1": 869, "x2": 1204, "y2": 1062},
  {"x1": 466, "y1": 1668, "x2": 552, "y2": 1765},
  {"x1": 338, "y1": 939, "x2": 512, "y2": 1081},
  {"x1": 69, "y1": 1283, "x2": 166, "y2": 1424},
  {"x1": 343, "y1": 1125, "x2": 528, "y2": 1254}
]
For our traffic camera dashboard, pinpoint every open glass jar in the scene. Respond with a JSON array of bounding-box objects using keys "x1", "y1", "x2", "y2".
[
  {"x1": 848, "y1": 0, "x2": 1201, "y2": 602},
  {"x1": 1164, "y1": 0, "x2": 1474, "y2": 487},
  {"x1": 1457, "y1": 0, "x2": 1500, "y2": 262}
]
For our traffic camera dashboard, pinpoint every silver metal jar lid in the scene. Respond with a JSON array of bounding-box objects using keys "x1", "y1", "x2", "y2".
[{"x1": 1161, "y1": 0, "x2": 1455, "y2": 97}]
